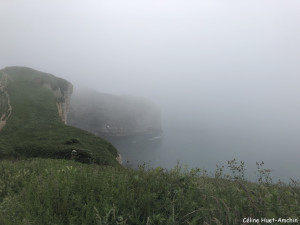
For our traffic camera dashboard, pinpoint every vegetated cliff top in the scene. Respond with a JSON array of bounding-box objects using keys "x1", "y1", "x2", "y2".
[{"x1": 0, "y1": 66, "x2": 119, "y2": 166}]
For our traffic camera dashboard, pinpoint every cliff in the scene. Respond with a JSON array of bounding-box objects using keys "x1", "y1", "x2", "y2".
[
  {"x1": 41, "y1": 78, "x2": 73, "y2": 124},
  {"x1": 0, "y1": 72, "x2": 12, "y2": 131},
  {"x1": 0, "y1": 67, "x2": 120, "y2": 166},
  {"x1": 68, "y1": 88, "x2": 162, "y2": 138},
  {"x1": 0, "y1": 67, "x2": 73, "y2": 125}
]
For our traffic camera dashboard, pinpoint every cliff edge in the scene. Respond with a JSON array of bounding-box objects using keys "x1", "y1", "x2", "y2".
[{"x1": 0, "y1": 67, "x2": 120, "y2": 166}]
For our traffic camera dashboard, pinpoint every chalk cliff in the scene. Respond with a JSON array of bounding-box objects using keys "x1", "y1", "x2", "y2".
[
  {"x1": 0, "y1": 66, "x2": 120, "y2": 166},
  {"x1": 42, "y1": 80, "x2": 73, "y2": 124},
  {"x1": 68, "y1": 88, "x2": 162, "y2": 138},
  {"x1": 0, "y1": 72, "x2": 12, "y2": 131}
]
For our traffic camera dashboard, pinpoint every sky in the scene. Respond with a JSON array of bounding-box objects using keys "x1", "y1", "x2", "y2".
[{"x1": 1, "y1": 0, "x2": 299, "y2": 99}]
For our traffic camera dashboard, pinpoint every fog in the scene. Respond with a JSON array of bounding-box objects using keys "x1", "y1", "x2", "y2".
[{"x1": 1, "y1": 0, "x2": 300, "y2": 181}]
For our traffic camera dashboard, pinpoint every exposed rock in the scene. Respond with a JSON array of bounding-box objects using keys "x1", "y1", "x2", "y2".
[
  {"x1": 116, "y1": 153, "x2": 122, "y2": 165},
  {"x1": 0, "y1": 66, "x2": 121, "y2": 166},
  {"x1": 43, "y1": 81, "x2": 73, "y2": 124},
  {"x1": 0, "y1": 72, "x2": 12, "y2": 131}
]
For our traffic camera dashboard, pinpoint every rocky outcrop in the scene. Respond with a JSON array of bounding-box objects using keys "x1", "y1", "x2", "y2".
[
  {"x1": 43, "y1": 82, "x2": 73, "y2": 124},
  {"x1": 116, "y1": 153, "x2": 122, "y2": 165},
  {"x1": 0, "y1": 72, "x2": 12, "y2": 131},
  {"x1": 0, "y1": 66, "x2": 121, "y2": 166}
]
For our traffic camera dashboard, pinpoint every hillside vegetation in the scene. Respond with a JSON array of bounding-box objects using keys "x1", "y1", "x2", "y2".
[
  {"x1": 0, "y1": 67, "x2": 119, "y2": 166},
  {"x1": 0, "y1": 158, "x2": 299, "y2": 225}
]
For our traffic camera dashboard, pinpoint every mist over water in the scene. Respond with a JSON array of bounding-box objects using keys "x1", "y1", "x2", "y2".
[{"x1": 111, "y1": 78, "x2": 300, "y2": 182}]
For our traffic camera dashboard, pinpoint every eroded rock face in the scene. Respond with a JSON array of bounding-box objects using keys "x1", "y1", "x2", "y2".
[
  {"x1": 116, "y1": 153, "x2": 122, "y2": 165},
  {"x1": 43, "y1": 82, "x2": 73, "y2": 124},
  {"x1": 68, "y1": 88, "x2": 162, "y2": 137},
  {"x1": 0, "y1": 66, "x2": 73, "y2": 126},
  {"x1": 0, "y1": 72, "x2": 12, "y2": 131},
  {"x1": 0, "y1": 67, "x2": 121, "y2": 166}
]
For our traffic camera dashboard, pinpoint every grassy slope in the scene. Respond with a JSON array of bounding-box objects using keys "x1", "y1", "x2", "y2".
[
  {"x1": 0, "y1": 159, "x2": 299, "y2": 225},
  {"x1": 0, "y1": 67, "x2": 119, "y2": 166}
]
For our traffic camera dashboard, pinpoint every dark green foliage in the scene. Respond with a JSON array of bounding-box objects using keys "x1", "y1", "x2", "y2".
[
  {"x1": 65, "y1": 138, "x2": 81, "y2": 145},
  {"x1": 0, "y1": 67, "x2": 119, "y2": 166},
  {"x1": 0, "y1": 159, "x2": 299, "y2": 225}
]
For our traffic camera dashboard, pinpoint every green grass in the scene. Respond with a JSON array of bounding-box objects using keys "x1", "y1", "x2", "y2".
[
  {"x1": 0, "y1": 158, "x2": 299, "y2": 225},
  {"x1": 0, "y1": 67, "x2": 119, "y2": 166}
]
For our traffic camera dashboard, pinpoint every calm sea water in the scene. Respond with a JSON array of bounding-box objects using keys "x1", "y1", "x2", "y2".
[
  {"x1": 108, "y1": 115, "x2": 300, "y2": 183},
  {"x1": 108, "y1": 80, "x2": 300, "y2": 183}
]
